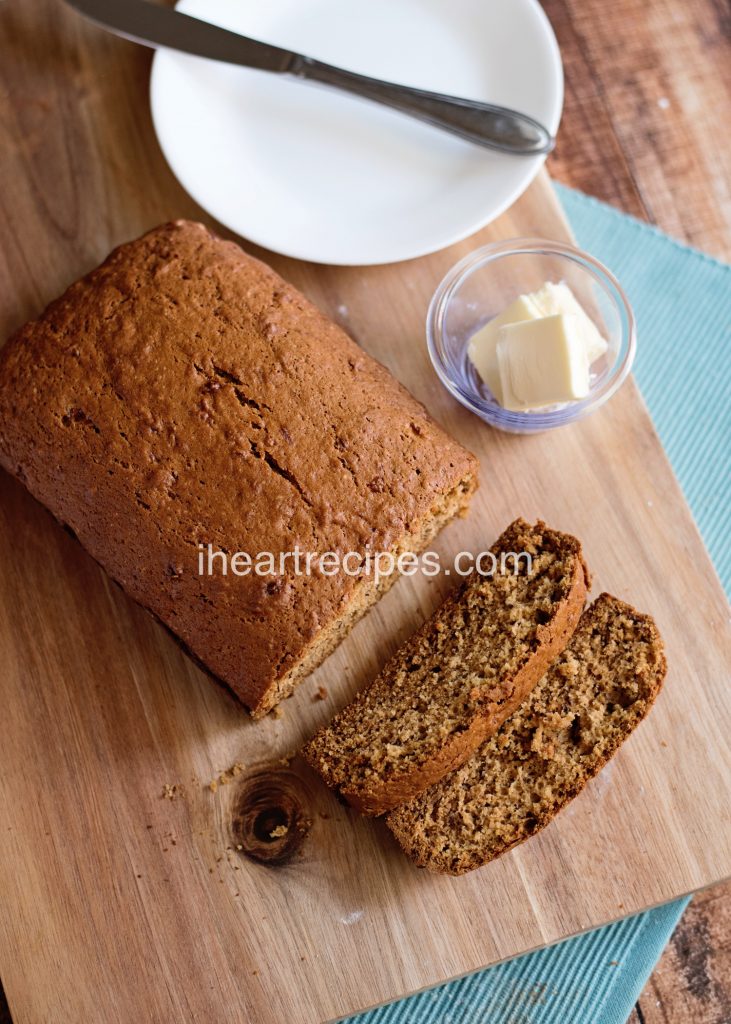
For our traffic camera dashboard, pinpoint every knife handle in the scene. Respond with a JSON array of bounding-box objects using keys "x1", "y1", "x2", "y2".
[{"x1": 292, "y1": 56, "x2": 554, "y2": 156}]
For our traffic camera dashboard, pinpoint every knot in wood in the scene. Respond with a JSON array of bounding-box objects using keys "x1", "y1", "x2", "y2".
[{"x1": 231, "y1": 769, "x2": 310, "y2": 866}]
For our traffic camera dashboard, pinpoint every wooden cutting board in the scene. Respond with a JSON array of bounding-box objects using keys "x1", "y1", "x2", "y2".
[{"x1": 1, "y1": 4, "x2": 730, "y2": 1022}]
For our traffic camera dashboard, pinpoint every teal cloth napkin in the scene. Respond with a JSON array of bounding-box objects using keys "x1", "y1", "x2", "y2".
[{"x1": 344, "y1": 185, "x2": 731, "y2": 1024}]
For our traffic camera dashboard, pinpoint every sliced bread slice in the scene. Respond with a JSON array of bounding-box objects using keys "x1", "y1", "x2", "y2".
[
  {"x1": 302, "y1": 519, "x2": 589, "y2": 815},
  {"x1": 387, "y1": 593, "x2": 666, "y2": 874}
]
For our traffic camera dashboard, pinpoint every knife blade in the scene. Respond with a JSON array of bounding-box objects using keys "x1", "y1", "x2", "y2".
[
  {"x1": 63, "y1": 0, "x2": 555, "y2": 156},
  {"x1": 64, "y1": 0, "x2": 297, "y2": 71}
]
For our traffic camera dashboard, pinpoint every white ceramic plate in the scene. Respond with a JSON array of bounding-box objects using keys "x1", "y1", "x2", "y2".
[{"x1": 150, "y1": 0, "x2": 563, "y2": 265}]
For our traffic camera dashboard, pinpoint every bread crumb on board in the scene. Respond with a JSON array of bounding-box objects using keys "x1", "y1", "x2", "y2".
[
  {"x1": 270, "y1": 824, "x2": 288, "y2": 839},
  {"x1": 207, "y1": 761, "x2": 246, "y2": 792},
  {"x1": 161, "y1": 783, "x2": 180, "y2": 801},
  {"x1": 313, "y1": 686, "x2": 328, "y2": 702}
]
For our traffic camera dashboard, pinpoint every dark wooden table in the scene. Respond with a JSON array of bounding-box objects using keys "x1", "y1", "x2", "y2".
[
  {"x1": 545, "y1": 0, "x2": 731, "y2": 262},
  {"x1": 1, "y1": 0, "x2": 729, "y2": 1021}
]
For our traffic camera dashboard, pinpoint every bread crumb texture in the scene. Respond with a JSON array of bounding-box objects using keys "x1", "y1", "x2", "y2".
[
  {"x1": 302, "y1": 519, "x2": 588, "y2": 814},
  {"x1": 387, "y1": 593, "x2": 666, "y2": 874}
]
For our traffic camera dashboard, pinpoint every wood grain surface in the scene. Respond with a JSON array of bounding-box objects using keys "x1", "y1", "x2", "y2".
[
  {"x1": 628, "y1": 884, "x2": 731, "y2": 1024},
  {"x1": 544, "y1": 0, "x2": 731, "y2": 262},
  {"x1": 1, "y1": 2, "x2": 730, "y2": 1023}
]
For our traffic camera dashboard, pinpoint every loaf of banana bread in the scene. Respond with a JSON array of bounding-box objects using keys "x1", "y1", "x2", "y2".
[{"x1": 0, "y1": 221, "x2": 478, "y2": 716}]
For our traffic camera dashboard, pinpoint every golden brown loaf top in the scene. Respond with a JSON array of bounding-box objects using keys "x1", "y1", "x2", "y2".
[
  {"x1": 302, "y1": 519, "x2": 589, "y2": 814},
  {"x1": 0, "y1": 220, "x2": 478, "y2": 715},
  {"x1": 387, "y1": 593, "x2": 666, "y2": 874}
]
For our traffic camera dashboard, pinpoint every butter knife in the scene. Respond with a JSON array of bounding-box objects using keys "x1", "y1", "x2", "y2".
[{"x1": 63, "y1": 0, "x2": 555, "y2": 156}]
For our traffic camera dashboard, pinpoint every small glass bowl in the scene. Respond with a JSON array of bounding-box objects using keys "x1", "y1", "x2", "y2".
[{"x1": 426, "y1": 238, "x2": 636, "y2": 434}]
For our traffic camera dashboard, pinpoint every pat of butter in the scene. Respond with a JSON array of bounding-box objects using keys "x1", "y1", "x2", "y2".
[
  {"x1": 497, "y1": 314, "x2": 590, "y2": 411},
  {"x1": 467, "y1": 281, "x2": 607, "y2": 403},
  {"x1": 529, "y1": 281, "x2": 608, "y2": 364},
  {"x1": 467, "y1": 293, "x2": 542, "y2": 402}
]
